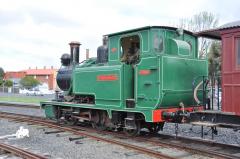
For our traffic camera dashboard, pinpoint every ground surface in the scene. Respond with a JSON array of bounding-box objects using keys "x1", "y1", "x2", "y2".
[
  {"x1": 0, "y1": 92, "x2": 54, "y2": 104},
  {"x1": 0, "y1": 104, "x2": 239, "y2": 146},
  {"x1": 160, "y1": 123, "x2": 240, "y2": 145},
  {"x1": 0, "y1": 119, "x2": 154, "y2": 159}
]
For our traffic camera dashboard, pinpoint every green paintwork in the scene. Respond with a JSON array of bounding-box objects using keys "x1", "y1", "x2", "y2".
[
  {"x1": 73, "y1": 64, "x2": 133, "y2": 107},
  {"x1": 41, "y1": 26, "x2": 208, "y2": 122},
  {"x1": 44, "y1": 105, "x2": 56, "y2": 119}
]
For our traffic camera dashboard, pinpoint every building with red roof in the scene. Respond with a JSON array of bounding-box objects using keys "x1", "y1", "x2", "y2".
[
  {"x1": 4, "y1": 66, "x2": 58, "y2": 90},
  {"x1": 4, "y1": 71, "x2": 26, "y2": 79}
]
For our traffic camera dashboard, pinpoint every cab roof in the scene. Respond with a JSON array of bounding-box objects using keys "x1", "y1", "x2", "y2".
[{"x1": 105, "y1": 26, "x2": 196, "y2": 37}]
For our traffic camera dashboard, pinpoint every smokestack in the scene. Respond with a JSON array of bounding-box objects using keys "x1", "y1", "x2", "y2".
[
  {"x1": 35, "y1": 66, "x2": 37, "y2": 70},
  {"x1": 69, "y1": 41, "x2": 81, "y2": 65},
  {"x1": 44, "y1": 66, "x2": 46, "y2": 69},
  {"x1": 86, "y1": 49, "x2": 89, "y2": 60}
]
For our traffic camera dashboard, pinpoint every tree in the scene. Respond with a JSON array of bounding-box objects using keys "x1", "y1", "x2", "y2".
[
  {"x1": 177, "y1": 11, "x2": 219, "y2": 58},
  {"x1": 0, "y1": 67, "x2": 4, "y2": 80},
  {"x1": 0, "y1": 68, "x2": 5, "y2": 87},
  {"x1": 0, "y1": 79, "x2": 3, "y2": 86},
  {"x1": 20, "y1": 76, "x2": 40, "y2": 89},
  {"x1": 208, "y1": 41, "x2": 221, "y2": 77},
  {"x1": 4, "y1": 80, "x2": 13, "y2": 87}
]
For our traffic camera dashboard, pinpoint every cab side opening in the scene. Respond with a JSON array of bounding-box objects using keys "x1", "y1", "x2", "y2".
[{"x1": 120, "y1": 35, "x2": 140, "y2": 108}]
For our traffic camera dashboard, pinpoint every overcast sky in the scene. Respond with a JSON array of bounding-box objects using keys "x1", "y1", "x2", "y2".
[{"x1": 0, "y1": 0, "x2": 239, "y2": 71}]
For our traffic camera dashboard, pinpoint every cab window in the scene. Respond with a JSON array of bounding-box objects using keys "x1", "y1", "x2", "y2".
[
  {"x1": 153, "y1": 33, "x2": 163, "y2": 52},
  {"x1": 120, "y1": 35, "x2": 140, "y2": 65}
]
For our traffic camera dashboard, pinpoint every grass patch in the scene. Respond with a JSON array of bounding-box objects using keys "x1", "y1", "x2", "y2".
[{"x1": 0, "y1": 96, "x2": 47, "y2": 104}]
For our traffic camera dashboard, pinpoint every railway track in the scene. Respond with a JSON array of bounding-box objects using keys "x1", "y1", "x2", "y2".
[
  {"x1": 0, "y1": 102, "x2": 40, "y2": 109},
  {"x1": 0, "y1": 112, "x2": 175, "y2": 159},
  {"x1": 73, "y1": 125, "x2": 240, "y2": 159},
  {"x1": 0, "y1": 142, "x2": 47, "y2": 159},
  {"x1": 0, "y1": 111, "x2": 240, "y2": 159}
]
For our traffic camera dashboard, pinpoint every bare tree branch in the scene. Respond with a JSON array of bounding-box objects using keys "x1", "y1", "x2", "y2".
[{"x1": 175, "y1": 11, "x2": 219, "y2": 58}]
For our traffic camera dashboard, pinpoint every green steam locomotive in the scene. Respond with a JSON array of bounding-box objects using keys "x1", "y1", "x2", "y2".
[{"x1": 41, "y1": 26, "x2": 207, "y2": 135}]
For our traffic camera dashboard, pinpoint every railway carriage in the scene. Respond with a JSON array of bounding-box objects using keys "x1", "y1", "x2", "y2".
[
  {"x1": 190, "y1": 21, "x2": 240, "y2": 128},
  {"x1": 41, "y1": 26, "x2": 207, "y2": 135}
]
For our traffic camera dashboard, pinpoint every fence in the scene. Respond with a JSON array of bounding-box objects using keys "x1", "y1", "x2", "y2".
[
  {"x1": 0, "y1": 87, "x2": 20, "y2": 93},
  {"x1": 192, "y1": 75, "x2": 222, "y2": 111}
]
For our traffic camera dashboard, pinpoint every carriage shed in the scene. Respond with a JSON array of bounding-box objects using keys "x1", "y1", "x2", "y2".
[{"x1": 197, "y1": 20, "x2": 240, "y2": 115}]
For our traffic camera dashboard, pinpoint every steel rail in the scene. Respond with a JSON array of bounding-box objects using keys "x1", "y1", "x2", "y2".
[
  {"x1": 134, "y1": 136, "x2": 239, "y2": 159},
  {"x1": 0, "y1": 142, "x2": 47, "y2": 159},
  {"x1": 0, "y1": 102, "x2": 40, "y2": 109}
]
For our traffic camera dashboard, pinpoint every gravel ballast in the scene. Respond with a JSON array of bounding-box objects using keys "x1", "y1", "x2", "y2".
[
  {"x1": 0, "y1": 119, "x2": 154, "y2": 159},
  {"x1": 161, "y1": 123, "x2": 240, "y2": 145}
]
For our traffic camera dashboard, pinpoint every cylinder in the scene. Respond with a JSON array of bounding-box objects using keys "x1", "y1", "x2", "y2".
[{"x1": 69, "y1": 41, "x2": 81, "y2": 65}]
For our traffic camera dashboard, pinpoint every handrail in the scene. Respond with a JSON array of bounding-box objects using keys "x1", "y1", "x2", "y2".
[{"x1": 192, "y1": 75, "x2": 222, "y2": 110}]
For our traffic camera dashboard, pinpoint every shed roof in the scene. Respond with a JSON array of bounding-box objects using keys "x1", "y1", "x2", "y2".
[
  {"x1": 218, "y1": 20, "x2": 240, "y2": 29},
  {"x1": 195, "y1": 20, "x2": 240, "y2": 39}
]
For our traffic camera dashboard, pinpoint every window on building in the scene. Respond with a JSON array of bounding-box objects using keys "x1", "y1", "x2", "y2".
[
  {"x1": 236, "y1": 38, "x2": 240, "y2": 68},
  {"x1": 46, "y1": 75, "x2": 48, "y2": 79}
]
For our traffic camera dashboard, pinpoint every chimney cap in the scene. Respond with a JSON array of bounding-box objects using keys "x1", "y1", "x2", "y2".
[{"x1": 69, "y1": 41, "x2": 81, "y2": 46}]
